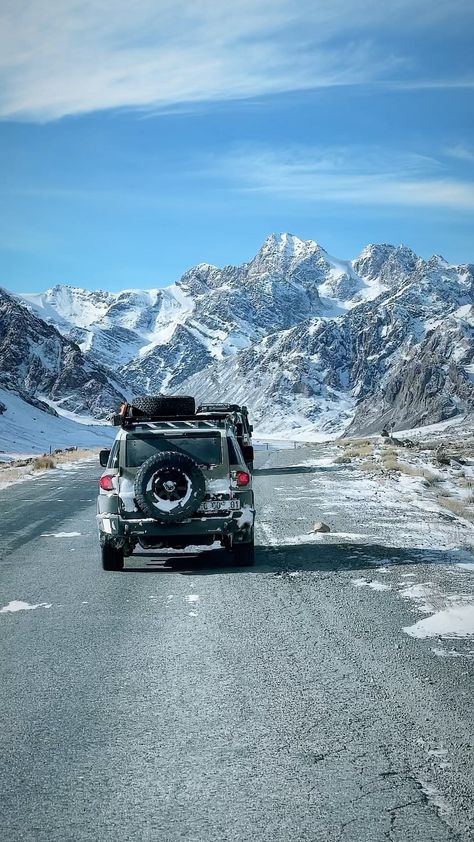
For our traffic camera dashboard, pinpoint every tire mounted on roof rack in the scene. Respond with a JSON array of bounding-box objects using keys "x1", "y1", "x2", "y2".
[{"x1": 131, "y1": 394, "x2": 196, "y2": 417}]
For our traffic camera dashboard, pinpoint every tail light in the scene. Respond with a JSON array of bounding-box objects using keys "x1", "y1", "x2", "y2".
[
  {"x1": 99, "y1": 474, "x2": 115, "y2": 491},
  {"x1": 235, "y1": 470, "x2": 250, "y2": 487}
]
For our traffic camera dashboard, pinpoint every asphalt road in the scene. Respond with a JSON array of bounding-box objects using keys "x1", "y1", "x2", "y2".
[{"x1": 1, "y1": 447, "x2": 473, "y2": 842}]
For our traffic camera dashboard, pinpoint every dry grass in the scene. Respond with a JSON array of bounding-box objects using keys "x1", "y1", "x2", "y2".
[
  {"x1": 339, "y1": 439, "x2": 375, "y2": 459},
  {"x1": 0, "y1": 447, "x2": 100, "y2": 489},
  {"x1": 395, "y1": 462, "x2": 439, "y2": 483},
  {"x1": 54, "y1": 448, "x2": 98, "y2": 465},
  {"x1": 33, "y1": 455, "x2": 56, "y2": 470},
  {"x1": 381, "y1": 455, "x2": 400, "y2": 472},
  {"x1": 335, "y1": 454, "x2": 352, "y2": 464},
  {"x1": 359, "y1": 461, "x2": 382, "y2": 474},
  {"x1": 348, "y1": 443, "x2": 373, "y2": 458},
  {"x1": 436, "y1": 495, "x2": 474, "y2": 523}
]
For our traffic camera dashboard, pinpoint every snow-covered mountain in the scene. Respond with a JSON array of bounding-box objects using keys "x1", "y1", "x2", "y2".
[
  {"x1": 12, "y1": 233, "x2": 474, "y2": 436},
  {"x1": 0, "y1": 288, "x2": 127, "y2": 420},
  {"x1": 180, "y1": 252, "x2": 474, "y2": 434},
  {"x1": 18, "y1": 234, "x2": 392, "y2": 389}
]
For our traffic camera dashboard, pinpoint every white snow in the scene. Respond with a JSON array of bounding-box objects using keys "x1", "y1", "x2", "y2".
[
  {"x1": 399, "y1": 582, "x2": 435, "y2": 614},
  {"x1": 403, "y1": 604, "x2": 474, "y2": 639},
  {"x1": 351, "y1": 578, "x2": 391, "y2": 591},
  {"x1": 0, "y1": 600, "x2": 52, "y2": 613},
  {"x1": 185, "y1": 594, "x2": 200, "y2": 604},
  {"x1": 40, "y1": 532, "x2": 82, "y2": 538},
  {"x1": 236, "y1": 505, "x2": 255, "y2": 528},
  {"x1": 37, "y1": 395, "x2": 110, "y2": 426},
  {"x1": 431, "y1": 646, "x2": 474, "y2": 659},
  {"x1": 417, "y1": 780, "x2": 452, "y2": 818},
  {"x1": 0, "y1": 387, "x2": 115, "y2": 455}
]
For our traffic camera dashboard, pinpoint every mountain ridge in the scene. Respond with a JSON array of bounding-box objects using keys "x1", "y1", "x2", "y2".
[{"x1": 8, "y1": 232, "x2": 474, "y2": 435}]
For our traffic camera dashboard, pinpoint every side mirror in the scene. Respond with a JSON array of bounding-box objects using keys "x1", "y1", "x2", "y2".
[{"x1": 99, "y1": 449, "x2": 110, "y2": 467}]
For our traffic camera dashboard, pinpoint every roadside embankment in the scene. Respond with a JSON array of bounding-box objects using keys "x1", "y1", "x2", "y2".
[
  {"x1": 0, "y1": 447, "x2": 100, "y2": 490},
  {"x1": 335, "y1": 431, "x2": 474, "y2": 528}
]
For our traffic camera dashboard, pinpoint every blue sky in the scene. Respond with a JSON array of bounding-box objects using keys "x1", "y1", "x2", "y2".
[{"x1": 0, "y1": 0, "x2": 473, "y2": 292}]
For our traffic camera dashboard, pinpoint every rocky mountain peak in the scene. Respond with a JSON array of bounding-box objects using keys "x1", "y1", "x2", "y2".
[
  {"x1": 352, "y1": 243, "x2": 418, "y2": 286},
  {"x1": 248, "y1": 232, "x2": 323, "y2": 277}
]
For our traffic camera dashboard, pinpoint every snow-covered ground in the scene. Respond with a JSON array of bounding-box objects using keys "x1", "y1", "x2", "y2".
[
  {"x1": 290, "y1": 441, "x2": 474, "y2": 648},
  {"x1": 0, "y1": 388, "x2": 115, "y2": 456}
]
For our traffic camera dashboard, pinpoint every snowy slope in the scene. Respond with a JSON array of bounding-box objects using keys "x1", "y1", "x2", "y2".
[
  {"x1": 0, "y1": 288, "x2": 127, "y2": 418},
  {"x1": 0, "y1": 388, "x2": 115, "y2": 455}
]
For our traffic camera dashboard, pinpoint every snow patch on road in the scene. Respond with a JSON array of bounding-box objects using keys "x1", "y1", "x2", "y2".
[
  {"x1": 41, "y1": 531, "x2": 82, "y2": 538},
  {"x1": 404, "y1": 604, "x2": 474, "y2": 639},
  {"x1": 352, "y1": 578, "x2": 391, "y2": 591},
  {"x1": 292, "y1": 456, "x2": 336, "y2": 468},
  {"x1": 432, "y1": 646, "x2": 474, "y2": 659},
  {"x1": 185, "y1": 594, "x2": 200, "y2": 604},
  {"x1": 418, "y1": 779, "x2": 453, "y2": 817},
  {"x1": 0, "y1": 600, "x2": 52, "y2": 613},
  {"x1": 399, "y1": 583, "x2": 435, "y2": 613}
]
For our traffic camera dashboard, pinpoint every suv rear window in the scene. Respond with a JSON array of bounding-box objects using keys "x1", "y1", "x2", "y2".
[
  {"x1": 126, "y1": 434, "x2": 222, "y2": 468},
  {"x1": 227, "y1": 436, "x2": 242, "y2": 465}
]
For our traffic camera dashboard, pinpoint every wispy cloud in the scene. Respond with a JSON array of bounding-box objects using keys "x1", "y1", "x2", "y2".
[
  {"x1": 218, "y1": 145, "x2": 474, "y2": 210},
  {"x1": 444, "y1": 144, "x2": 474, "y2": 163},
  {"x1": 0, "y1": 0, "x2": 472, "y2": 120}
]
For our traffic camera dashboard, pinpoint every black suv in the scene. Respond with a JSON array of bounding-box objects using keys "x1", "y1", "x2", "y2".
[
  {"x1": 197, "y1": 404, "x2": 254, "y2": 470},
  {"x1": 98, "y1": 395, "x2": 255, "y2": 571}
]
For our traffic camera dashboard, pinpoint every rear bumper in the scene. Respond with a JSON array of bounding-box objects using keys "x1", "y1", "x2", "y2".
[{"x1": 97, "y1": 509, "x2": 255, "y2": 541}]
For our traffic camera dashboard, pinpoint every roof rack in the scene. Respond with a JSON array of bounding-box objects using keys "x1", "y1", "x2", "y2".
[{"x1": 112, "y1": 412, "x2": 236, "y2": 428}]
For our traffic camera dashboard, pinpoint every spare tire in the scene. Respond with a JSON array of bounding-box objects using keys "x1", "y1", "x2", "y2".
[
  {"x1": 134, "y1": 451, "x2": 206, "y2": 523},
  {"x1": 131, "y1": 395, "x2": 196, "y2": 417}
]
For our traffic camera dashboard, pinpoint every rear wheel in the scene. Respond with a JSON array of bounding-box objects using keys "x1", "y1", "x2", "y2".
[
  {"x1": 101, "y1": 541, "x2": 124, "y2": 571},
  {"x1": 233, "y1": 534, "x2": 255, "y2": 566}
]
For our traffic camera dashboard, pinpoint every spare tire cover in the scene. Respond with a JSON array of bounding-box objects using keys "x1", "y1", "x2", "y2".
[{"x1": 134, "y1": 451, "x2": 206, "y2": 523}]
